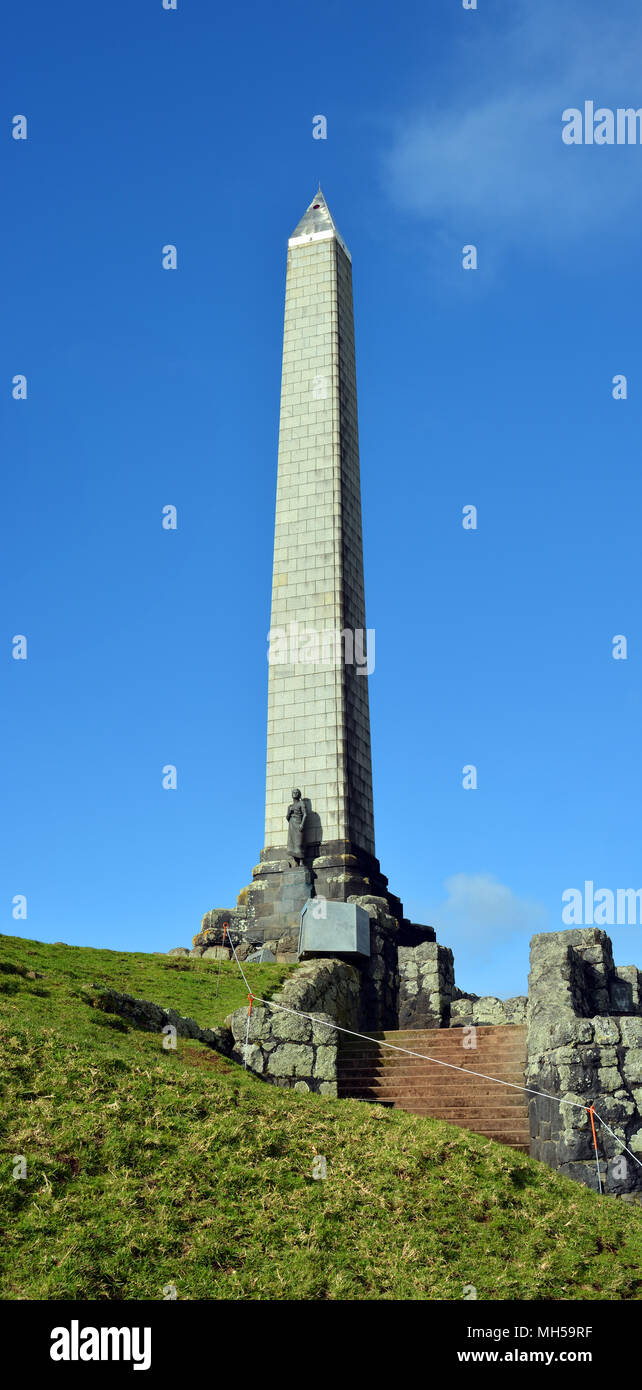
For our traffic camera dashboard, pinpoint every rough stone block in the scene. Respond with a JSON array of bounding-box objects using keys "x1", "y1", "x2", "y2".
[
  {"x1": 593, "y1": 1017, "x2": 620, "y2": 1045},
  {"x1": 319, "y1": 1081, "x2": 338, "y2": 1098},
  {"x1": 622, "y1": 1048, "x2": 642, "y2": 1085},
  {"x1": 313, "y1": 1046, "x2": 338, "y2": 1080},
  {"x1": 311, "y1": 1012, "x2": 337, "y2": 1044},
  {"x1": 266, "y1": 1044, "x2": 314, "y2": 1077},
  {"x1": 270, "y1": 1011, "x2": 312, "y2": 1043},
  {"x1": 621, "y1": 1018, "x2": 642, "y2": 1047},
  {"x1": 229, "y1": 1005, "x2": 271, "y2": 1045},
  {"x1": 232, "y1": 1043, "x2": 265, "y2": 1073}
]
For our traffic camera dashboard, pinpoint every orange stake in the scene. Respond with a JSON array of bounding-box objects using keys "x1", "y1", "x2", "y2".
[{"x1": 587, "y1": 1104, "x2": 603, "y2": 1194}]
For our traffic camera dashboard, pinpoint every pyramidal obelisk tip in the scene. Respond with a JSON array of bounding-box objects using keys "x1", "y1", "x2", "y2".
[{"x1": 288, "y1": 188, "x2": 350, "y2": 258}]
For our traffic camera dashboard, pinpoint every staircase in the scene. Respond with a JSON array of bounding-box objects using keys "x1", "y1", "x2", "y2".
[{"x1": 337, "y1": 1024, "x2": 530, "y2": 1151}]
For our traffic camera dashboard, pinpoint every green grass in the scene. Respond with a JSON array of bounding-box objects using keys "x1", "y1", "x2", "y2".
[{"x1": 1, "y1": 934, "x2": 642, "y2": 1301}]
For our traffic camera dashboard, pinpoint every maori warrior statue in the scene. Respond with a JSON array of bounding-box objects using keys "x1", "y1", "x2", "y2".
[{"x1": 286, "y1": 787, "x2": 307, "y2": 865}]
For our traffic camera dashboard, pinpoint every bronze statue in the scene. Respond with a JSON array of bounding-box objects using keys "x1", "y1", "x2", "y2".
[{"x1": 286, "y1": 788, "x2": 307, "y2": 865}]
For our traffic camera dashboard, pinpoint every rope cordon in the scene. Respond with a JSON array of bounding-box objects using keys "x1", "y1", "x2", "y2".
[{"x1": 222, "y1": 935, "x2": 642, "y2": 1181}]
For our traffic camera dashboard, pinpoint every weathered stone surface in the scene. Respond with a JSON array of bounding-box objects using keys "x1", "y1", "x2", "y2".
[
  {"x1": 398, "y1": 941, "x2": 454, "y2": 1030},
  {"x1": 628, "y1": 1127, "x2": 642, "y2": 1154},
  {"x1": 313, "y1": 1046, "x2": 338, "y2": 1080},
  {"x1": 168, "y1": 947, "x2": 190, "y2": 957},
  {"x1": 621, "y1": 1018, "x2": 642, "y2": 1047},
  {"x1": 202, "y1": 946, "x2": 232, "y2": 960},
  {"x1": 469, "y1": 996, "x2": 528, "y2": 1027},
  {"x1": 229, "y1": 1004, "x2": 271, "y2": 1045},
  {"x1": 596, "y1": 1066, "x2": 622, "y2": 1093},
  {"x1": 266, "y1": 1044, "x2": 314, "y2": 1078},
  {"x1": 527, "y1": 928, "x2": 642, "y2": 1195},
  {"x1": 310, "y1": 1013, "x2": 336, "y2": 1044},
  {"x1": 593, "y1": 1017, "x2": 620, "y2": 1045},
  {"x1": 270, "y1": 1010, "x2": 312, "y2": 1043},
  {"x1": 232, "y1": 1043, "x2": 265, "y2": 1073},
  {"x1": 82, "y1": 986, "x2": 233, "y2": 1057},
  {"x1": 622, "y1": 1049, "x2": 642, "y2": 1085},
  {"x1": 223, "y1": 955, "x2": 361, "y2": 1093}
]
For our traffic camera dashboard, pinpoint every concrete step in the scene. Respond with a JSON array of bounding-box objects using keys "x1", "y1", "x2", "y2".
[
  {"x1": 339, "y1": 1089, "x2": 528, "y2": 1100},
  {"x1": 340, "y1": 1025, "x2": 527, "y2": 1045},
  {"x1": 341, "y1": 1076, "x2": 526, "y2": 1087},
  {"x1": 339, "y1": 1045, "x2": 528, "y2": 1056},
  {"x1": 337, "y1": 1022, "x2": 530, "y2": 1152},
  {"x1": 339, "y1": 1048, "x2": 527, "y2": 1061},
  {"x1": 338, "y1": 1064, "x2": 527, "y2": 1074},
  {"x1": 344, "y1": 1099, "x2": 528, "y2": 1117},
  {"x1": 338, "y1": 1068, "x2": 527, "y2": 1083}
]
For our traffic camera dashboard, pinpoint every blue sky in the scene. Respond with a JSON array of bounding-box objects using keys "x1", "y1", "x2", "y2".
[{"x1": 4, "y1": 0, "x2": 642, "y2": 996}]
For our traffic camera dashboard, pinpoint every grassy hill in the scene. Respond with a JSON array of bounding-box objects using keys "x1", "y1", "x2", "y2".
[{"x1": 1, "y1": 933, "x2": 642, "y2": 1301}]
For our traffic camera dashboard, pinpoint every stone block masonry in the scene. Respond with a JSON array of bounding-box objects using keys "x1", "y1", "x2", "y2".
[
  {"x1": 526, "y1": 929, "x2": 642, "y2": 1195},
  {"x1": 227, "y1": 189, "x2": 407, "y2": 942},
  {"x1": 265, "y1": 209, "x2": 374, "y2": 859},
  {"x1": 398, "y1": 941, "x2": 455, "y2": 1029},
  {"x1": 227, "y1": 957, "x2": 361, "y2": 1096},
  {"x1": 226, "y1": 894, "x2": 402, "y2": 1091},
  {"x1": 397, "y1": 935, "x2": 525, "y2": 1030},
  {"x1": 80, "y1": 984, "x2": 233, "y2": 1057},
  {"x1": 112, "y1": 922, "x2": 642, "y2": 1194}
]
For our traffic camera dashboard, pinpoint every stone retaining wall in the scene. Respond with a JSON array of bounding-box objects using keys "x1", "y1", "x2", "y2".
[
  {"x1": 527, "y1": 929, "x2": 642, "y2": 1194},
  {"x1": 396, "y1": 940, "x2": 526, "y2": 1031},
  {"x1": 91, "y1": 922, "x2": 642, "y2": 1195},
  {"x1": 398, "y1": 941, "x2": 454, "y2": 1028},
  {"x1": 228, "y1": 957, "x2": 361, "y2": 1096},
  {"x1": 81, "y1": 984, "x2": 232, "y2": 1056},
  {"x1": 450, "y1": 994, "x2": 527, "y2": 1027}
]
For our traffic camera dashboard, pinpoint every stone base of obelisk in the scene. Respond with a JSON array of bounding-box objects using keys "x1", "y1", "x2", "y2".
[
  {"x1": 193, "y1": 828, "x2": 439, "y2": 961},
  {"x1": 194, "y1": 838, "x2": 426, "y2": 960},
  {"x1": 233, "y1": 840, "x2": 410, "y2": 954}
]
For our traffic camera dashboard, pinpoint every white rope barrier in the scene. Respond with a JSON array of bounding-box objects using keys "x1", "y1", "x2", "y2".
[{"x1": 223, "y1": 936, "x2": 642, "y2": 1176}]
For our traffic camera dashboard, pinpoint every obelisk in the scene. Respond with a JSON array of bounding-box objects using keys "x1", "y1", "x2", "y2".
[
  {"x1": 265, "y1": 190, "x2": 375, "y2": 857},
  {"x1": 235, "y1": 190, "x2": 401, "y2": 945}
]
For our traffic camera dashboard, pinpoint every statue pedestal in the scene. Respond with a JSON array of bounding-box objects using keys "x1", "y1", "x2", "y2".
[
  {"x1": 232, "y1": 862, "x2": 314, "y2": 957},
  {"x1": 230, "y1": 839, "x2": 406, "y2": 957}
]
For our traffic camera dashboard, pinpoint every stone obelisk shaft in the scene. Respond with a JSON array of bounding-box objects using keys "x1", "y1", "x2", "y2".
[{"x1": 264, "y1": 193, "x2": 375, "y2": 859}]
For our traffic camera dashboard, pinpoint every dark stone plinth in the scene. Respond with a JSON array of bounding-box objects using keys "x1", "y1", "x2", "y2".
[
  {"x1": 224, "y1": 841, "x2": 439, "y2": 953},
  {"x1": 233, "y1": 861, "x2": 315, "y2": 950},
  {"x1": 198, "y1": 839, "x2": 438, "y2": 967}
]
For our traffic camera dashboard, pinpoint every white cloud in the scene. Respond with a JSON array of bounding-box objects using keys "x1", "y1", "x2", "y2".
[
  {"x1": 383, "y1": 0, "x2": 642, "y2": 260},
  {"x1": 421, "y1": 872, "x2": 549, "y2": 998},
  {"x1": 431, "y1": 872, "x2": 548, "y2": 942}
]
